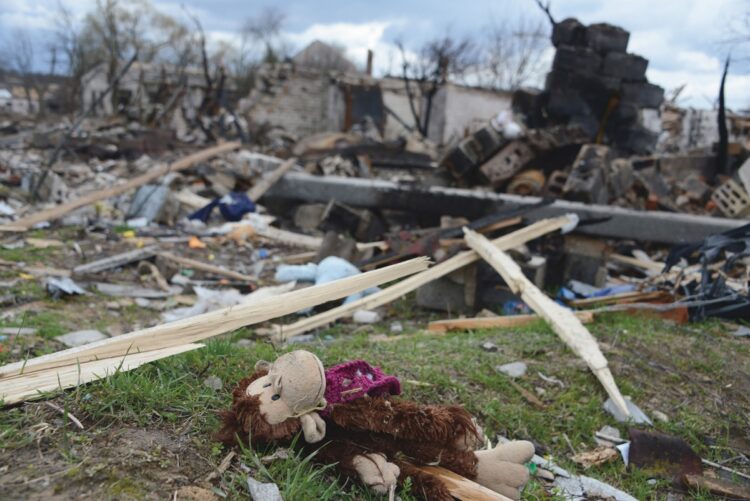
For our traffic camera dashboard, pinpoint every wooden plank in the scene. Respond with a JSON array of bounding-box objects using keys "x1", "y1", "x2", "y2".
[
  {"x1": 428, "y1": 311, "x2": 594, "y2": 332},
  {"x1": 247, "y1": 157, "x2": 297, "y2": 201},
  {"x1": 266, "y1": 173, "x2": 743, "y2": 243},
  {"x1": 1, "y1": 142, "x2": 240, "y2": 232},
  {"x1": 229, "y1": 221, "x2": 386, "y2": 252},
  {"x1": 158, "y1": 251, "x2": 255, "y2": 282},
  {"x1": 684, "y1": 474, "x2": 750, "y2": 499},
  {"x1": 569, "y1": 291, "x2": 672, "y2": 308},
  {"x1": 73, "y1": 246, "x2": 159, "y2": 275},
  {"x1": 0, "y1": 344, "x2": 204, "y2": 405},
  {"x1": 0, "y1": 257, "x2": 429, "y2": 389},
  {"x1": 268, "y1": 216, "x2": 574, "y2": 343},
  {"x1": 463, "y1": 227, "x2": 631, "y2": 418},
  {"x1": 416, "y1": 466, "x2": 514, "y2": 501}
]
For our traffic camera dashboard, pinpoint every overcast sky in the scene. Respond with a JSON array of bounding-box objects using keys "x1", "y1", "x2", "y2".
[{"x1": 2, "y1": 0, "x2": 749, "y2": 109}]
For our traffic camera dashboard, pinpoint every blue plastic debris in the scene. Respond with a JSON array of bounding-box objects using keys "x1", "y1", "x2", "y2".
[
  {"x1": 189, "y1": 192, "x2": 256, "y2": 222},
  {"x1": 275, "y1": 257, "x2": 380, "y2": 312}
]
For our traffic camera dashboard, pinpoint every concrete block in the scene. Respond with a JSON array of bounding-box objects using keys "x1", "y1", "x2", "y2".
[
  {"x1": 618, "y1": 125, "x2": 658, "y2": 155},
  {"x1": 552, "y1": 18, "x2": 587, "y2": 47},
  {"x1": 563, "y1": 144, "x2": 611, "y2": 204},
  {"x1": 586, "y1": 23, "x2": 630, "y2": 53},
  {"x1": 607, "y1": 158, "x2": 635, "y2": 199},
  {"x1": 621, "y1": 82, "x2": 665, "y2": 109},
  {"x1": 479, "y1": 141, "x2": 535, "y2": 188},
  {"x1": 416, "y1": 276, "x2": 473, "y2": 313},
  {"x1": 553, "y1": 45, "x2": 603, "y2": 77},
  {"x1": 602, "y1": 52, "x2": 648, "y2": 81},
  {"x1": 563, "y1": 235, "x2": 608, "y2": 287},
  {"x1": 546, "y1": 86, "x2": 592, "y2": 119},
  {"x1": 473, "y1": 126, "x2": 504, "y2": 159}
]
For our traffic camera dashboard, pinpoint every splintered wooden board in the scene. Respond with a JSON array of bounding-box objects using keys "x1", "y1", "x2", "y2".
[
  {"x1": 270, "y1": 216, "x2": 574, "y2": 342},
  {"x1": 416, "y1": 466, "x2": 514, "y2": 501},
  {"x1": 0, "y1": 257, "x2": 429, "y2": 404}
]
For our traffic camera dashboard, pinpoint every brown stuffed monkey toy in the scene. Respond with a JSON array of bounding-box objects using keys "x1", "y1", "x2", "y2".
[{"x1": 216, "y1": 350, "x2": 534, "y2": 500}]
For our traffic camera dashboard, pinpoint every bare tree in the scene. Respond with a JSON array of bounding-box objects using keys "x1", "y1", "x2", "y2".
[
  {"x1": 396, "y1": 34, "x2": 478, "y2": 137},
  {"x1": 482, "y1": 16, "x2": 550, "y2": 90},
  {"x1": 7, "y1": 30, "x2": 37, "y2": 114},
  {"x1": 54, "y1": 2, "x2": 98, "y2": 113},
  {"x1": 229, "y1": 7, "x2": 287, "y2": 96},
  {"x1": 533, "y1": 0, "x2": 557, "y2": 26}
]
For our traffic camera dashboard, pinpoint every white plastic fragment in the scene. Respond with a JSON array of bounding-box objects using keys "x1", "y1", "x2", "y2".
[
  {"x1": 353, "y1": 309, "x2": 381, "y2": 324},
  {"x1": 603, "y1": 396, "x2": 652, "y2": 425},
  {"x1": 560, "y1": 213, "x2": 580, "y2": 234}
]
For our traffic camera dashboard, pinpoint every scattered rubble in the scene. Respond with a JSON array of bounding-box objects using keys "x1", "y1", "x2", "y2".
[{"x1": 1, "y1": 12, "x2": 749, "y2": 501}]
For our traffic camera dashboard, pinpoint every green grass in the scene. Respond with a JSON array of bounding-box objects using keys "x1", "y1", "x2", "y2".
[{"x1": 0, "y1": 305, "x2": 748, "y2": 500}]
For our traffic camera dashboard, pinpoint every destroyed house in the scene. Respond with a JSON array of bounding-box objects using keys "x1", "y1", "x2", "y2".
[
  {"x1": 240, "y1": 36, "x2": 512, "y2": 144},
  {"x1": 243, "y1": 60, "x2": 512, "y2": 145},
  {"x1": 81, "y1": 62, "x2": 238, "y2": 118}
]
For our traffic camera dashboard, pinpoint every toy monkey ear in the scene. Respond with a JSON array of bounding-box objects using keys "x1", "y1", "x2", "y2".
[{"x1": 254, "y1": 360, "x2": 271, "y2": 372}]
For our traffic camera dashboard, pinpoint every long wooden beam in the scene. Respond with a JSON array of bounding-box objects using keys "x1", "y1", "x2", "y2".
[
  {"x1": 1, "y1": 142, "x2": 241, "y2": 232},
  {"x1": 269, "y1": 216, "x2": 575, "y2": 343},
  {"x1": 0, "y1": 257, "x2": 429, "y2": 388},
  {"x1": 158, "y1": 251, "x2": 256, "y2": 282},
  {"x1": 463, "y1": 227, "x2": 630, "y2": 417},
  {"x1": 1, "y1": 344, "x2": 204, "y2": 405},
  {"x1": 428, "y1": 311, "x2": 594, "y2": 332}
]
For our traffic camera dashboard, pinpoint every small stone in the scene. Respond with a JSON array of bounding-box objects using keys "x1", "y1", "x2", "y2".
[
  {"x1": 134, "y1": 297, "x2": 151, "y2": 307},
  {"x1": 247, "y1": 476, "x2": 282, "y2": 501},
  {"x1": 595, "y1": 425, "x2": 623, "y2": 447},
  {"x1": 495, "y1": 361, "x2": 527, "y2": 378},
  {"x1": 477, "y1": 309, "x2": 499, "y2": 318},
  {"x1": 535, "y1": 386, "x2": 546, "y2": 396},
  {"x1": 105, "y1": 325, "x2": 124, "y2": 337},
  {"x1": 0, "y1": 327, "x2": 37, "y2": 336},
  {"x1": 56, "y1": 329, "x2": 108, "y2": 347},
  {"x1": 652, "y1": 410, "x2": 669, "y2": 423},
  {"x1": 234, "y1": 339, "x2": 254, "y2": 348},
  {"x1": 480, "y1": 341, "x2": 499, "y2": 352},
  {"x1": 204, "y1": 376, "x2": 223, "y2": 391},
  {"x1": 390, "y1": 321, "x2": 403, "y2": 333},
  {"x1": 288, "y1": 334, "x2": 315, "y2": 344}
]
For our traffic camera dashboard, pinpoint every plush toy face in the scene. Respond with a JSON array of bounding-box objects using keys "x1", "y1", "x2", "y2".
[
  {"x1": 245, "y1": 373, "x2": 292, "y2": 425},
  {"x1": 246, "y1": 350, "x2": 327, "y2": 425}
]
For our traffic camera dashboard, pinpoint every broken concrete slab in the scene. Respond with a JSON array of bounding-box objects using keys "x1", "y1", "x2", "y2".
[{"x1": 266, "y1": 173, "x2": 744, "y2": 243}]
